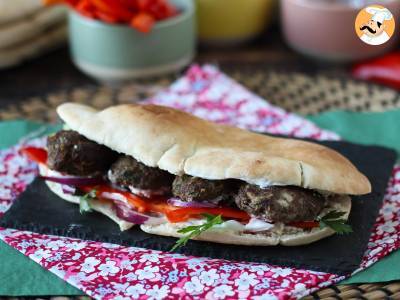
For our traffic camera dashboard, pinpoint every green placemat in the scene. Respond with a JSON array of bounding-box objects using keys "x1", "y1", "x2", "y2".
[
  {"x1": 308, "y1": 109, "x2": 400, "y2": 284},
  {"x1": 0, "y1": 121, "x2": 83, "y2": 296},
  {"x1": 0, "y1": 109, "x2": 399, "y2": 295},
  {"x1": 0, "y1": 240, "x2": 83, "y2": 296},
  {"x1": 308, "y1": 109, "x2": 400, "y2": 157}
]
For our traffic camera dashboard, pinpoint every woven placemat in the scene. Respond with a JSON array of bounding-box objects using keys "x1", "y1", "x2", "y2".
[
  {"x1": 1, "y1": 69, "x2": 400, "y2": 122},
  {"x1": 0, "y1": 69, "x2": 399, "y2": 300}
]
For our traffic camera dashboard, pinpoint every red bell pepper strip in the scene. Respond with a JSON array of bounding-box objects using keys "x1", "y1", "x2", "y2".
[
  {"x1": 95, "y1": 10, "x2": 119, "y2": 23},
  {"x1": 75, "y1": 0, "x2": 96, "y2": 18},
  {"x1": 352, "y1": 52, "x2": 400, "y2": 90},
  {"x1": 44, "y1": 0, "x2": 178, "y2": 33},
  {"x1": 165, "y1": 207, "x2": 250, "y2": 223},
  {"x1": 289, "y1": 221, "x2": 319, "y2": 229},
  {"x1": 130, "y1": 12, "x2": 155, "y2": 33},
  {"x1": 21, "y1": 147, "x2": 48, "y2": 165},
  {"x1": 82, "y1": 183, "x2": 250, "y2": 223},
  {"x1": 136, "y1": 0, "x2": 153, "y2": 12},
  {"x1": 116, "y1": 0, "x2": 138, "y2": 11},
  {"x1": 89, "y1": 0, "x2": 134, "y2": 22}
]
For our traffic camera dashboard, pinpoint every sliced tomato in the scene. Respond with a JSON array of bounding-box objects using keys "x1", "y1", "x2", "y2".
[
  {"x1": 288, "y1": 221, "x2": 319, "y2": 229},
  {"x1": 165, "y1": 207, "x2": 250, "y2": 223},
  {"x1": 21, "y1": 147, "x2": 48, "y2": 165}
]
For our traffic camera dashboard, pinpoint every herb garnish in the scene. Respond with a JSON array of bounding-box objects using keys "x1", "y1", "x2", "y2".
[
  {"x1": 317, "y1": 210, "x2": 353, "y2": 234},
  {"x1": 79, "y1": 189, "x2": 97, "y2": 214},
  {"x1": 171, "y1": 214, "x2": 224, "y2": 251}
]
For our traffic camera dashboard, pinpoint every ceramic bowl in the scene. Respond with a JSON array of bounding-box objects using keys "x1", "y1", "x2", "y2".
[
  {"x1": 196, "y1": 0, "x2": 277, "y2": 46},
  {"x1": 281, "y1": 0, "x2": 400, "y2": 62},
  {"x1": 68, "y1": 0, "x2": 195, "y2": 83}
]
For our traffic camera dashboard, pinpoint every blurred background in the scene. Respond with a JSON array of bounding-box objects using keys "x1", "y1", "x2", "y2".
[{"x1": 1, "y1": 0, "x2": 400, "y2": 120}]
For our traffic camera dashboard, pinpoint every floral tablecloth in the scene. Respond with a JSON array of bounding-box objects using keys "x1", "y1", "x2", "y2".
[{"x1": 0, "y1": 65, "x2": 399, "y2": 300}]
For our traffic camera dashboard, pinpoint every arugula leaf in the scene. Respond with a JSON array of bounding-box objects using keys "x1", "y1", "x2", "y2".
[
  {"x1": 79, "y1": 189, "x2": 96, "y2": 214},
  {"x1": 317, "y1": 210, "x2": 353, "y2": 234},
  {"x1": 171, "y1": 214, "x2": 224, "y2": 251}
]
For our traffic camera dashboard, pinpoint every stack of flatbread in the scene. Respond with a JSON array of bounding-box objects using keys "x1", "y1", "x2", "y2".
[{"x1": 0, "y1": 0, "x2": 67, "y2": 69}]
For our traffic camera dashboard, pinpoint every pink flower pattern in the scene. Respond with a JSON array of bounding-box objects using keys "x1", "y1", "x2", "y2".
[{"x1": 0, "y1": 65, "x2": 399, "y2": 300}]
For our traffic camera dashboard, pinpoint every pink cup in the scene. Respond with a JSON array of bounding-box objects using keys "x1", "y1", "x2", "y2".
[{"x1": 281, "y1": 0, "x2": 400, "y2": 62}]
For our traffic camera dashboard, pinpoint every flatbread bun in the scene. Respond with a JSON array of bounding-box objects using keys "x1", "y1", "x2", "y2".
[
  {"x1": 39, "y1": 165, "x2": 134, "y2": 231},
  {"x1": 0, "y1": 0, "x2": 42, "y2": 25},
  {"x1": 141, "y1": 195, "x2": 351, "y2": 246},
  {"x1": 57, "y1": 103, "x2": 371, "y2": 195},
  {"x1": 0, "y1": 6, "x2": 66, "y2": 49}
]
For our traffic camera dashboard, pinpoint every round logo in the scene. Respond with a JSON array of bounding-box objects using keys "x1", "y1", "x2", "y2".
[{"x1": 355, "y1": 5, "x2": 395, "y2": 46}]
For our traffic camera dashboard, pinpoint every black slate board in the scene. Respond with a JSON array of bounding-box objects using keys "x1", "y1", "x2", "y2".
[{"x1": 0, "y1": 139, "x2": 397, "y2": 275}]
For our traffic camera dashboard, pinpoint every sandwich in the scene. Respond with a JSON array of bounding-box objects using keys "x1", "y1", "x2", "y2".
[{"x1": 22, "y1": 103, "x2": 371, "y2": 248}]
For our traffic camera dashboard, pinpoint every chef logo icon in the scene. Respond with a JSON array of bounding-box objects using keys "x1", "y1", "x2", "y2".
[{"x1": 355, "y1": 5, "x2": 395, "y2": 46}]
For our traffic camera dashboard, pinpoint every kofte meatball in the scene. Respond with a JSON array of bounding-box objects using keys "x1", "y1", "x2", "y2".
[
  {"x1": 235, "y1": 184, "x2": 326, "y2": 223},
  {"x1": 172, "y1": 175, "x2": 237, "y2": 203},
  {"x1": 47, "y1": 130, "x2": 118, "y2": 176},
  {"x1": 108, "y1": 155, "x2": 174, "y2": 190}
]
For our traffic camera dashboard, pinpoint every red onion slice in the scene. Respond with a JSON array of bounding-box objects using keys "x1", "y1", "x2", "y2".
[
  {"x1": 167, "y1": 198, "x2": 217, "y2": 208},
  {"x1": 61, "y1": 185, "x2": 76, "y2": 195},
  {"x1": 40, "y1": 175, "x2": 105, "y2": 187},
  {"x1": 113, "y1": 201, "x2": 166, "y2": 225},
  {"x1": 114, "y1": 202, "x2": 149, "y2": 224}
]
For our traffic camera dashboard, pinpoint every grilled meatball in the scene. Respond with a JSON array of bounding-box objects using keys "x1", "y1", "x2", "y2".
[
  {"x1": 235, "y1": 184, "x2": 326, "y2": 223},
  {"x1": 47, "y1": 130, "x2": 118, "y2": 176},
  {"x1": 172, "y1": 175, "x2": 237, "y2": 203},
  {"x1": 108, "y1": 155, "x2": 174, "y2": 190}
]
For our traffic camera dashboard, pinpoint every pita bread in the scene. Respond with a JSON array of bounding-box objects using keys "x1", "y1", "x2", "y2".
[
  {"x1": 57, "y1": 103, "x2": 371, "y2": 195},
  {"x1": 0, "y1": 23, "x2": 66, "y2": 69},
  {"x1": 0, "y1": 6, "x2": 66, "y2": 49},
  {"x1": 0, "y1": 0, "x2": 42, "y2": 25}
]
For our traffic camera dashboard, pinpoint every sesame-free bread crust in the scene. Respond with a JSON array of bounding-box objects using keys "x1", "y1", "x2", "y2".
[{"x1": 57, "y1": 103, "x2": 371, "y2": 195}]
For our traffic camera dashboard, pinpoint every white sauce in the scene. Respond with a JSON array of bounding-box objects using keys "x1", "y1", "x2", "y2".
[
  {"x1": 248, "y1": 178, "x2": 285, "y2": 189},
  {"x1": 191, "y1": 218, "x2": 275, "y2": 234}
]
